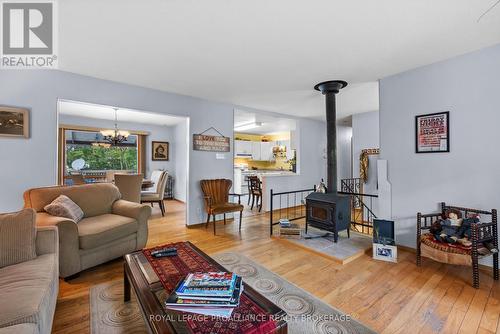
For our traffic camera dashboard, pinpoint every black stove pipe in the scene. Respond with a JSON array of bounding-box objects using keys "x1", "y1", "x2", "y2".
[{"x1": 314, "y1": 80, "x2": 348, "y2": 193}]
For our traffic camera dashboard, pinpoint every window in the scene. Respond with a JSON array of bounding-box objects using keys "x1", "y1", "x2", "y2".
[{"x1": 60, "y1": 129, "x2": 140, "y2": 184}]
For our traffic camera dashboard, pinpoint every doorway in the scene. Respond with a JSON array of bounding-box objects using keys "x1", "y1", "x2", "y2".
[{"x1": 56, "y1": 99, "x2": 190, "y2": 224}]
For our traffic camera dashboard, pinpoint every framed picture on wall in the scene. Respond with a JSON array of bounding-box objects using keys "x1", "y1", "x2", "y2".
[
  {"x1": 415, "y1": 111, "x2": 449, "y2": 153},
  {"x1": 0, "y1": 106, "x2": 30, "y2": 138},
  {"x1": 152, "y1": 141, "x2": 169, "y2": 161}
]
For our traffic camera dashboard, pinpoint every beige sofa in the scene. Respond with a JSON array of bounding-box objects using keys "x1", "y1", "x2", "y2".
[
  {"x1": 23, "y1": 183, "x2": 152, "y2": 278},
  {"x1": 0, "y1": 223, "x2": 59, "y2": 334}
]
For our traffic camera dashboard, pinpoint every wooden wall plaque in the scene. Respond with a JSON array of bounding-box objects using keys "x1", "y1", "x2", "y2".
[{"x1": 193, "y1": 134, "x2": 230, "y2": 152}]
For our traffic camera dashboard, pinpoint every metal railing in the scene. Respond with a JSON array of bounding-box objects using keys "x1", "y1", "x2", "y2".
[
  {"x1": 340, "y1": 178, "x2": 378, "y2": 235},
  {"x1": 269, "y1": 188, "x2": 314, "y2": 235},
  {"x1": 269, "y1": 180, "x2": 378, "y2": 236}
]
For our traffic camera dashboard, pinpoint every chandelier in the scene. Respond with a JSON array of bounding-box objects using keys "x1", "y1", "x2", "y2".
[
  {"x1": 91, "y1": 134, "x2": 111, "y2": 148},
  {"x1": 100, "y1": 108, "x2": 130, "y2": 145}
]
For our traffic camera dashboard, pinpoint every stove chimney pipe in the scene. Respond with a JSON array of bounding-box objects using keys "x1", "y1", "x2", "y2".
[{"x1": 314, "y1": 80, "x2": 348, "y2": 193}]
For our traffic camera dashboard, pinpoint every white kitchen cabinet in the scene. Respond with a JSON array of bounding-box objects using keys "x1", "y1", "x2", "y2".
[
  {"x1": 251, "y1": 142, "x2": 261, "y2": 160},
  {"x1": 260, "y1": 141, "x2": 275, "y2": 161},
  {"x1": 290, "y1": 130, "x2": 297, "y2": 150},
  {"x1": 235, "y1": 140, "x2": 252, "y2": 157}
]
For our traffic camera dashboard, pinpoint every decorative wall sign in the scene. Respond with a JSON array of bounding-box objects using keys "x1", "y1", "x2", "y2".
[
  {"x1": 0, "y1": 106, "x2": 29, "y2": 138},
  {"x1": 415, "y1": 111, "x2": 449, "y2": 153},
  {"x1": 152, "y1": 141, "x2": 169, "y2": 161},
  {"x1": 193, "y1": 127, "x2": 230, "y2": 152}
]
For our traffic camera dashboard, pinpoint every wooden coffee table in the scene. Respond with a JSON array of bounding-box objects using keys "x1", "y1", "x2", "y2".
[{"x1": 124, "y1": 242, "x2": 288, "y2": 333}]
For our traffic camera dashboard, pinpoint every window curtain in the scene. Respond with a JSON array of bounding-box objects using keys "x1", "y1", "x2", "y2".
[{"x1": 138, "y1": 135, "x2": 147, "y2": 178}]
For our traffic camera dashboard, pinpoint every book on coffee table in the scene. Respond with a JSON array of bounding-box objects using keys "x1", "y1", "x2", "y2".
[
  {"x1": 167, "y1": 276, "x2": 243, "y2": 306},
  {"x1": 165, "y1": 273, "x2": 243, "y2": 317},
  {"x1": 176, "y1": 272, "x2": 238, "y2": 298}
]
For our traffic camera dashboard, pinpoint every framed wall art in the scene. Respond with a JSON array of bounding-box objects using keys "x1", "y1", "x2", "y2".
[
  {"x1": 152, "y1": 141, "x2": 169, "y2": 161},
  {"x1": 0, "y1": 106, "x2": 30, "y2": 138},
  {"x1": 415, "y1": 111, "x2": 449, "y2": 153},
  {"x1": 373, "y1": 243, "x2": 398, "y2": 263}
]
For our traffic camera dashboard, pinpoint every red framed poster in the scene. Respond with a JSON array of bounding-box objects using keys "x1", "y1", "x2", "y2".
[{"x1": 415, "y1": 111, "x2": 450, "y2": 153}]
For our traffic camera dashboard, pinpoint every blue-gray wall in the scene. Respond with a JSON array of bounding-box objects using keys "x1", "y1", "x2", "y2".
[
  {"x1": 380, "y1": 43, "x2": 500, "y2": 252},
  {"x1": 59, "y1": 114, "x2": 187, "y2": 201},
  {"x1": 352, "y1": 111, "x2": 379, "y2": 196},
  {"x1": 0, "y1": 70, "x2": 233, "y2": 225},
  {"x1": 0, "y1": 70, "x2": 327, "y2": 225}
]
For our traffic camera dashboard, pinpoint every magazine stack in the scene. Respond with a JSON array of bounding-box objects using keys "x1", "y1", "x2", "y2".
[{"x1": 165, "y1": 272, "x2": 243, "y2": 317}]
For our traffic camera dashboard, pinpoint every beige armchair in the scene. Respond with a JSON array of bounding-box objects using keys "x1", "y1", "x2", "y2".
[
  {"x1": 23, "y1": 183, "x2": 152, "y2": 278},
  {"x1": 141, "y1": 171, "x2": 168, "y2": 216}
]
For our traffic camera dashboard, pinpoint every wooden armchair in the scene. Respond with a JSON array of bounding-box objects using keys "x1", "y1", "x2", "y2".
[
  {"x1": 417, "y1": 202, "x2": 498, "y2": 288},
  {"x1": 200, "y1": 179, "x2": 243, "y2": 235}
]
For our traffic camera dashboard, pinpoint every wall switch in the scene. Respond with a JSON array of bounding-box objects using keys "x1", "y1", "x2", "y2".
[{"x1": 216, "y1": 153, "x2": 226, "y2": 160}]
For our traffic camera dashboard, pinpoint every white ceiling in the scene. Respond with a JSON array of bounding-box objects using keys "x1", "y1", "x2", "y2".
[
  {"x1": 234, "y1": 109, "x2": 296, "y2": 135},
  {"x1": 58, "y1": 100, "x2": 186, "y2": 126},
  {"x1": 58, "y1": 0, "x2": 500, "y2": 120}
]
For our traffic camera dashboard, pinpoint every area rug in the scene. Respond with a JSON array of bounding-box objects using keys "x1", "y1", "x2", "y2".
[
  {"x1": 281, "y1": 228, "x2": 373, "y2": 264},
  {"x1": 90, "y1": 252, "x2": 375, "y2": 334}
]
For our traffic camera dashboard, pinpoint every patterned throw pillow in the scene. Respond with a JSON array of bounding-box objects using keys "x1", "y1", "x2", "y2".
[
  {"x1": 44, "y1": 195, "x2": 84, "y2": 222},
  {"x1": 0, "y1": 208, "x2": 37, "y2": 268}
]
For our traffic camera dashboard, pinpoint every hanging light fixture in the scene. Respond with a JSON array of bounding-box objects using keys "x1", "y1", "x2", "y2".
[
  {"x1": 91, "y1": 134, "x2": 111, "y2": 148},
  {"x1": 100, "y1": 107, "x2": 130, "y2": 145}
]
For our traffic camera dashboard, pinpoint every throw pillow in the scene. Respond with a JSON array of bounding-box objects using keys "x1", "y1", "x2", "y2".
[
  {"x1": 44, "y1": 194, "x2": 84, "y2": 222},
  {"x1": 0, "y1": 208, "x2": 37, "y2": 268}
]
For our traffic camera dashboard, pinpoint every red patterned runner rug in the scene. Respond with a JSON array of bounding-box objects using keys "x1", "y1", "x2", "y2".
[{"x1": 142, "y1": 242, "x2": 278, "y2": 334}]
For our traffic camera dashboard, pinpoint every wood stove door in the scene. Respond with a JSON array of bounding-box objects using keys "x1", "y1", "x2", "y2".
[{"x1": 307, "y1": 201, "x2": 334, "y2": 224}]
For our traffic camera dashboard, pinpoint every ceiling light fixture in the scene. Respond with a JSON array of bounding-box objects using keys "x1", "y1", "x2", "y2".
[
  {"x1": 91, "y1": 134, "x2": 111, "y2": 148},
  {"x1": 100, "y1": 107, "x2": 130, "y2": 145},
  {"x1": 234, "y1": 122, "x2": 263, "y2": 132}
]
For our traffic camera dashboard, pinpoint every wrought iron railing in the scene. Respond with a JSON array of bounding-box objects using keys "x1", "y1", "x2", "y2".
[
  {"x1": 341, "y1": 178, "x2": 362, "y2": 207},
  {"x1": 269, "y1": 188, "x2": 314, "y2": 235},
  {"x1": 269, "y1": 181, "x2": 378, "y2": 236},
  {"x1": 340, "y1": 177, "x2": 378, "y2": 234}
]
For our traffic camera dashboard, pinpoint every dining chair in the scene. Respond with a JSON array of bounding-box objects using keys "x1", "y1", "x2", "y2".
[
  {"x1": 68, "y1": 174, "x2": 85, "y2": 185},
  {"x1": 246, "y1": 176, "x2": 252, "y2": 205},
  {"x1": 249, "y1": 176, "x2": 263, "y2": 212},
  {"x1": 114, "y1": 173, "x2": 143, "y2": 203},
  {"x1": 200, "y1": 179, "x2": 243, "y2": 235},
  {"x1": 140, "y1": 171, "x2": 168, "y2": 216},
  {"x1": 105, "y1": 170, "x2": 116, "y2": 182},
  {"x1": 144, "y1": 170, "x2": 163, "y2": 192}
]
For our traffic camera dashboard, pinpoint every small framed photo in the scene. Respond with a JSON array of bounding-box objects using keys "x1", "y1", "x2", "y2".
[
  {"x1": 152, "y1": 141, "x2": 169, "y2": 161},
  {"x1": 415, "y1": 111, "x2": 449, "y2": 153},
  {"x1": 0, "y1": 106, "x2": 30, "y2": 138},
  {"x1": 373, "y1": 243, "x2": 397, "y2": 263}
]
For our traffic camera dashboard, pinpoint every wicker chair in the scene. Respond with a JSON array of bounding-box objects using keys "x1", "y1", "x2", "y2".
[
  {"x1": 200, "y1": 179, "x2": 243, "y2": 235},
  {"x1": 417, "y1": 202, "x2": 498, "y2": 288}
]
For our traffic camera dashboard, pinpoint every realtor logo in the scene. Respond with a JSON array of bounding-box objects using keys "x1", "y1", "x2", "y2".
[{"x1": 1, "y1": 1, "x2": 57, "y2": 68}]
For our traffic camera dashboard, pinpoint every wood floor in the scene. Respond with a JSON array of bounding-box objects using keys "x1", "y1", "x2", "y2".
[{"x1": 53, "y1": 200, "x2": 500, "y2": 334}]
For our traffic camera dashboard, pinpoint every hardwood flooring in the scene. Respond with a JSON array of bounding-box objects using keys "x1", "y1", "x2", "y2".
[{"x1": 53, "y1": 200, "x2": 500, "y2": 334}]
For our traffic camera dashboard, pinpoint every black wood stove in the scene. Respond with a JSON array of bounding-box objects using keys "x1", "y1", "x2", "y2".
[{"x1": 305, "y1": 80, "x2": 351, "y2": 242}]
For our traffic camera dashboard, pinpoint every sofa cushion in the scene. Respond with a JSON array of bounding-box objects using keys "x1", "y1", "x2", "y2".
[
  {"x1": 420, "y1": 233, "x2": 471, "y2": 255},
  {"x1": 78, "y1": 214, "x2": 138, "y2": 250},
  {"x1": 0, "y1": 254, "x2": 58, "y2": 331},
  {"x1": 23, "y1": 183, "x2": 121, "y2": 217},
  {"x1": 0, "y1": 209, "x2": 37, "y2": 269},
  {"x1": 44, "y1": 195, "x2": 84, "y2": 223},
  {"x1": 0, "y1": 324, "x2": 38, "y2": 334}
]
